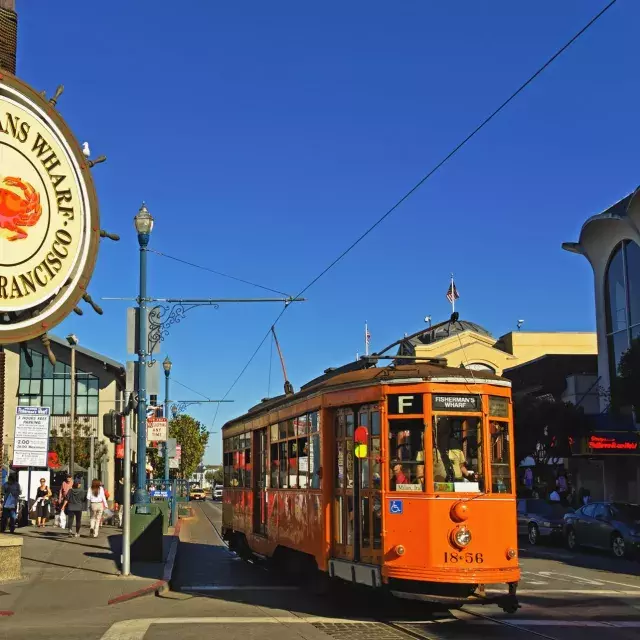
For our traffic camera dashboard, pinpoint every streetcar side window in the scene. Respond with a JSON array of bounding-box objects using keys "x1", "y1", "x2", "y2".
[
  {"x1": 288, "y1": 439, "x2": 298, "y2": 488},
  {"x1": 310, "y1": 411, "x2": 321, "y2": 490},
  {"x1": 298, "y1": 436, "x2": 309, "y2": 488},
  {"x1": 269, "y1": 412, "x2": 319, "y2": 491},
  {"x1": 270, "y1": 442, "x2": 279, "y2": 488},
  {"x1": 389, "y1": 419, "x2": 424, "y2": 491},
  {"x1": 310, "y1": 434, "x2": 321, "y2": 489},
  {"x1": 432, "y1": 416, "x2": 483, "y2": 493},
  {"x1": 244, "y1": 437, "x2": 252, "y2": 488},
  {"x1": 279, "y1": 441, "x2": 289, "y2": 488},
  {"x1": 489, "y1": 420, "x2": 512, "y2": 493}
]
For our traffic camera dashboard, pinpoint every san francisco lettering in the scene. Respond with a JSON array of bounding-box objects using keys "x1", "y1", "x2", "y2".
[
  {"x1": 0, "y1": 229, "x2": 72, "y2": 299},
  {"x1": 0, "y1": 109, "x2": 75, "y2": 220}
]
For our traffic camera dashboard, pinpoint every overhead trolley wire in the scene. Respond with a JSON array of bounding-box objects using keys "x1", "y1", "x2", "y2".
[
  {"x1": 211, "y1": 0, "x2": 618, "y2": 427},
  {"x1": 149, "y1": 249, "x2": 292, "y2": 297}
]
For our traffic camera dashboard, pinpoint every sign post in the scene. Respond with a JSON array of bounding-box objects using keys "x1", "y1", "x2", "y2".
[
  {"x1": 13, "y1": 406, "x2": 50, "y2": 524},
  {"x1": 13, "y1": 406, "x2": 50, "y2": 468}
]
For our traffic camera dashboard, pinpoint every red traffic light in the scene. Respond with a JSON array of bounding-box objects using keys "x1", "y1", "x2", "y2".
[{"x1": 354, "y1": 426, "x2": 368, "y2": 444}]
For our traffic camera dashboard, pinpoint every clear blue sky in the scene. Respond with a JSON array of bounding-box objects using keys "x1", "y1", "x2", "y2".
[{"x1": 16, "y1": 1, "x2": 638, "y2": 464}]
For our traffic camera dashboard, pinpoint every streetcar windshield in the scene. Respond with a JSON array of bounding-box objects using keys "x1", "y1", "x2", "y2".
[
  {"x1": 432, "y1": 416, "x2": 483, "y2": 493},
  {"x1": 389, "y1": 419, "x2": 424, "y2": 491}
]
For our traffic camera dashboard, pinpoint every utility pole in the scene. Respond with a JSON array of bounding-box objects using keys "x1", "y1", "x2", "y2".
[
  {"x1": 67, "y1": 335, "x2": 78, "y2": 478},
  {"x1": 0, "y1": 1, "x2": 17, "y2": 75},
  {"x1": 122, "y1": 392, "x2": 132, "y2": 576}
]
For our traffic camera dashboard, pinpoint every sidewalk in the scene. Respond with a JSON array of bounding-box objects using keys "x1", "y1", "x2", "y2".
[{"x1": 0, "y1": 520, "x2": 177, "y2": 615}]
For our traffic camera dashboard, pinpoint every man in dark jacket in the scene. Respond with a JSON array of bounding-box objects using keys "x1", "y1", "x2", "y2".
[{"x1": 1, "y1": 474, "x2": 21, "y2": 533}]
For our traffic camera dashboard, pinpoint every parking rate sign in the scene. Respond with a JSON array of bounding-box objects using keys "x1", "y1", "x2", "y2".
[{"x1": 13, "y1": 406, "x2": 51, "y2": 467}]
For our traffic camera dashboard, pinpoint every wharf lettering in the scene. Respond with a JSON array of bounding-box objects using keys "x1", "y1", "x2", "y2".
[
  {"x1": 0, "y1": 229, "x2": 73, "y2": 299},
  {"x1": 1, "y1": 110, "x2": 75, "y2": 220}
]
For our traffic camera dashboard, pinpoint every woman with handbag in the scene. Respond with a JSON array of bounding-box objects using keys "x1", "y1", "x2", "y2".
[{"x1": 34, "y1": 478, "x2": 52, "y2": 528}]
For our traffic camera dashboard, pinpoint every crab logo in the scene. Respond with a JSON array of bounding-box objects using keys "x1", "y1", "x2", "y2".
[{"x1": 0, "y1": 176, "x2": 43, "y2": 241}]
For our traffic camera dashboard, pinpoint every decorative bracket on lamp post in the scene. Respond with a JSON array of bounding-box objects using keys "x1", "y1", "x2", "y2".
[
  {"x1": 146, "y1": 297, "x2": 303, "y2": 365},
  {"x1": 170, "y1": 399, "x2": 234, "y2": 417}
]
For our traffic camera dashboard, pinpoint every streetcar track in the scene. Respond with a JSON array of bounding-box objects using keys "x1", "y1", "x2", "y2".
[{"x1": 198, "y1": 502, "x2": 566, "y2": 640}]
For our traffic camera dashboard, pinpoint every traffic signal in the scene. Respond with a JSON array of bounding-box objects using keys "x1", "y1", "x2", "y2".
[{"x1": 103, "y1": 409, "x2": 122, "y2": 444}]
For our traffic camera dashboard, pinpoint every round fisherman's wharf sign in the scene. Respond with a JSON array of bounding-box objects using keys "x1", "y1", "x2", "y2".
[{"x1": 0, "y1": 74, "x2": 100, "y2": 343}]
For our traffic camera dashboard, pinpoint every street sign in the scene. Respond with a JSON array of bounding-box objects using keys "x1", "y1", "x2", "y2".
[
  {"x1": 169, "y1": 443, "x2": 181, "y2": 469},
  {"x1": 166, "y1": 438, "x2": 177, "y2": 458},
  {"x1": 13, "y1": 406, "x2": 50, "y2": 467},
  {"x1": 147, "y1": 417, "x2": 168, "y2": 442}
]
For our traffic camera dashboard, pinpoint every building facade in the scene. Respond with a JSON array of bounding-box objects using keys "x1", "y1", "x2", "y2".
[
  {"x1": 396, "y1": 319, "x2": 596, "y2": 375},
  {"x1": 1, "y1": 334, "x2": 130, "y2": 499},
  {"x1": 563, "y1": 187, "x2": 640, "y2": 502}
]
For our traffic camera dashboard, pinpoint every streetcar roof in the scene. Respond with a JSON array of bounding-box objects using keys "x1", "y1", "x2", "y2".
[{"x1": 222, "y1": 362, "x2": 509, "y2": 430}]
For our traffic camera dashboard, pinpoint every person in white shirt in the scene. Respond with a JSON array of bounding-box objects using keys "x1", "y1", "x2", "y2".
[{"x1": 88, "y1": 479, "x2": 108, "y2": 537}]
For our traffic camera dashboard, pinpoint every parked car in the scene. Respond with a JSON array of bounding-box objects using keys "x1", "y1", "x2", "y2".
[
  {"x1": 213, "y1": 486, "x2": 223, "y2": 501},
  {"x1": 564, "y1": 502, "x2": 640, "y2": 558},
  {"x1": 517, "y1": 498, "x2": 573, "y2": 545},
  {"x1": 189, "y1": 486, "x2": 206, "y2": 501}
]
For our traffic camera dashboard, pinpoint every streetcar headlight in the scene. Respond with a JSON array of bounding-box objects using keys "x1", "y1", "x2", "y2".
[
  {"x1": 451, "y1": 526, "x2": 472, "y2": 548},
  {"x1": 395, "y1": 544, "x2": 406, "y2": 556},
  {"x1": 506, "y1": 547, "x2": 517, "y2": 560}
]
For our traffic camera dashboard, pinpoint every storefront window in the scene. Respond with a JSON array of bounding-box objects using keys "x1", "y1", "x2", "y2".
[
  {"x1": 18, "y1": 349, "x2": 100, "y2": 416},
  {"x1": 432, "y1": 416, "x2": 483, "y2": 493},
  {"x1": 605, "y1": 240, "x2": 640, "y2": 391},
  {"x1": 389, "y1": 419, "x2": 424, "y2": 491}
]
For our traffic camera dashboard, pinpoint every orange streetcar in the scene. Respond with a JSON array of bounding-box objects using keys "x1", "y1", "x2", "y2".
[{"x1": 221, "y1": 358, "x2": 520, "y2": 612}]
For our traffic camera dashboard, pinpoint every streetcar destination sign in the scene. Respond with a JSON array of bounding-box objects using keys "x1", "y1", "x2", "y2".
[
  {"x1": 13, "y1": 406, "x2": 51, "y2": 467},
  {"x1": 432, "y1": 394, "x2": 480, "y2": 411}
]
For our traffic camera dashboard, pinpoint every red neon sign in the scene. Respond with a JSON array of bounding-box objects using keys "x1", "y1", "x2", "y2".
[{"x1": 588, "y1": 435, "x2": 638, "y2": 451}]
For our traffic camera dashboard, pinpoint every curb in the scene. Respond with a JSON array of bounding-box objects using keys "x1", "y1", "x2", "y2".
[{"x1": 107, "y1": 518, "x2": 183, "y2": 605}]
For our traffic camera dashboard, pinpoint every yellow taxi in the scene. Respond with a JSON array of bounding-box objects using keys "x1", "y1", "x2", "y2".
[{"x1": 189, "y1": 486, "x2": 206, "y2": 501}]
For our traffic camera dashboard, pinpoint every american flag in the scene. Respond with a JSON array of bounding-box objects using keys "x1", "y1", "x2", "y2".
[
  {"x1": 365, "y1": 326, "x2": 371, "y2": 345},
  {"x1": 446, "y1": 281, "x2": 459, "y2": 303}
]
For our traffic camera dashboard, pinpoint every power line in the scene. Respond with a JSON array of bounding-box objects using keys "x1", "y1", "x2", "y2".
[
  {"x1": 211, "y1": 0, "x2": 618, "y2": 426},
  {"x1": 172, "y1": 378, "x2": 212, "y2": 400},
  {"x1": 149, "y1": 249, "x2": 292, "y2": 297},
  {"x1": 268, "y1": 331, "x2": 274, "y2": 399}
]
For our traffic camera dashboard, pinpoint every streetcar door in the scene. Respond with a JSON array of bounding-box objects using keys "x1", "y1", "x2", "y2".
[
  {"x1": 253, "y1": 428, "x2": 268, "y2": 536},
  {"x1": 358, "y1": 406, "x2": 383, "y2": 565},
  {"x1": 333, "y1": 409, "x2": 356, "y2": 560}
]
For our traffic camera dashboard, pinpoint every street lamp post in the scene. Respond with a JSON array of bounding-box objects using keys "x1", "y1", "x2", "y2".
[
  {"x1": 134, "y1": 202, "x2": 154, "y2": 504},
  {"x1": 163, "y1": 356, "x2": 172, "y2": 483}
]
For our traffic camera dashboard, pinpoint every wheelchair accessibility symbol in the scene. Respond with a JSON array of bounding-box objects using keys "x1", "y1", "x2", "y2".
[{"x1": 389, "y1": 499, "x2": 403, "y2": 514}]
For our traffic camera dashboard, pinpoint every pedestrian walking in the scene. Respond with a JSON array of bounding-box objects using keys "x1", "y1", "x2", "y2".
[
  {"x1": 61, "y1": 477, "x2": 86, "y2": 538},
  {"x1": 88, "y1": 479, "x2": 108, "y2": 538},
  {"x1": 58, "y1": 473, "x2": 73, "y2": 503},
  {"x1": 114, "y1": 478, "x2": 124, "y2": 528},
  {"x1": 1, "y1": 474, "x2": 21, "y2": 534},
  {"x1": 34, "y1": 478, "x2": 52, "y2": 528}
]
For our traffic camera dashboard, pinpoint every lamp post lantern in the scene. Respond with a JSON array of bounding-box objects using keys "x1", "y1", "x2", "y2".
[
  {"x1": 134, "y1": 202, "x2": 154, "y2": 504},
  {"x1": 163, "y1": 355, "x2": 172, "y2": 482}
]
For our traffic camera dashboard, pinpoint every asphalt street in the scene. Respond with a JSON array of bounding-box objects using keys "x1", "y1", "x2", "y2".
[{"x1": 2, "y1": 500, "x2": 639, "y2": 640}]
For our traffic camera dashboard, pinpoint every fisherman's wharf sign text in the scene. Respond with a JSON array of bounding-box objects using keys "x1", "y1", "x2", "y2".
[{"x1": 0, "y1": 75, "x2": 100, "y2": 343}]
